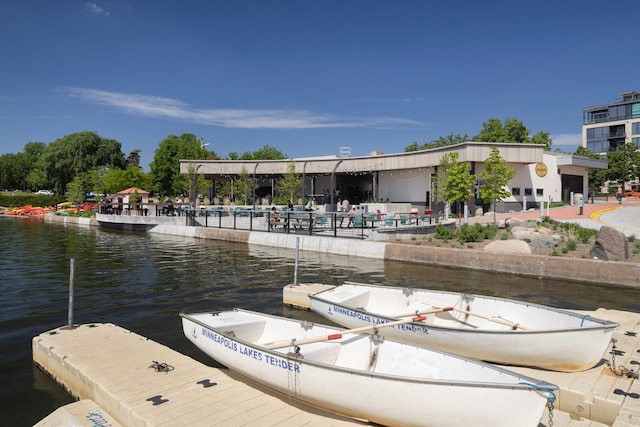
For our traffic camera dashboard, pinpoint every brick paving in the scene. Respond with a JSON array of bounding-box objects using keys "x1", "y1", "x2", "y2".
[{"x1": 470, "y1": 197, "x2": 640, "y2": 237}]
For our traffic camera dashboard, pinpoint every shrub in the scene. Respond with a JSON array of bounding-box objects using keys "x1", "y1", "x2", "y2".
[
  {"x1": 540, "y1": 217, "x2": 596, "y2": 243},
  {"x1": 457, "y1": 223, "x2": 498, "y2": 243},
  {"x1": 435, "y1": 225, "x2": 455, "y2": 241}
]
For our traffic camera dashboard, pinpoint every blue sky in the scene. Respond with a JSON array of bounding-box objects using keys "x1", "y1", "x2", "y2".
[{"x1": 1, "y1": 1, "x2": 638, "y2": 170}]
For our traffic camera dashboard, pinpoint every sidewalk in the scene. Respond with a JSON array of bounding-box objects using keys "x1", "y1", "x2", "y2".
[{"x1": 470, "y1": 198, "x2": 640, "y2": 237}]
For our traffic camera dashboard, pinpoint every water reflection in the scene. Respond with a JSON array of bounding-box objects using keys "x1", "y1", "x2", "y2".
[{"x1": 0, "y1": 218, "x2": 638, "y2": 425}]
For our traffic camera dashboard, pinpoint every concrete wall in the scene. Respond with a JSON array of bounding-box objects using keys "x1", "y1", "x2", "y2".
[
  {"x1": 45, "y1": 214, "x2": 98, "y2": 227},
  {"x1": 46, "y1": 214, "x2": 640, "y2": 289},
  {"x1": 384, "y1": 243, "x2": 640, "y2": 288}
]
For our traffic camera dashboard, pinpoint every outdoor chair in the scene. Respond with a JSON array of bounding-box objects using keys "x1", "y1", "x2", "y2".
[{"x1": 315, "y1": 213, "x2": 328, "y2": 228}]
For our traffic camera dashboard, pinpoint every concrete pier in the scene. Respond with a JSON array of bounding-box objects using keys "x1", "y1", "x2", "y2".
[{"x1": 33, "y1": 323, "x2": 364, "y2": 426}]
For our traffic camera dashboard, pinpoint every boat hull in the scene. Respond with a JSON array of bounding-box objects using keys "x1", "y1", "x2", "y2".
[
  {"x1": 309, "y1": 283, "x2": 618, "y2": 372},
  {"x1": 181, "y1": 309, "x2": 555, "y2": 427}
]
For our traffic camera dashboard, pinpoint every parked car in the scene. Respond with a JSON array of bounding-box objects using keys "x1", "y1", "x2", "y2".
[{"x1": 35, "y1": 190, "x2": 54, "y2": 196}]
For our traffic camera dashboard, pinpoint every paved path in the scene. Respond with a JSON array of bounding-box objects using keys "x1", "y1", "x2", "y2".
[{"x1": 471, "y1": 198, "x2": 640, "y2": 237}]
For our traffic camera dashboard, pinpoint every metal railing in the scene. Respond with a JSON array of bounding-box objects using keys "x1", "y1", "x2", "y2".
[
  {"x1": 97, "y1": 204, "x2": 436, "y2": 239},
  {"x1": 183, "y1": 207, "x2": 435, "y2": 239}
]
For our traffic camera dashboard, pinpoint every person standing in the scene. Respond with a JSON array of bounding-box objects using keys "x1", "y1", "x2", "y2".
[{"x1": 616, "y1": 187, "x2": 623, "y2": 204}]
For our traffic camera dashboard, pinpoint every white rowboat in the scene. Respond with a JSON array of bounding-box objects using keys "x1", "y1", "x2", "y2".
[
  {"x1": 309, "y1": 282, "x2": 618, "y2": 372},
  {"x1": 181, "y1": 309, "x2": 557, "y2": 427}
]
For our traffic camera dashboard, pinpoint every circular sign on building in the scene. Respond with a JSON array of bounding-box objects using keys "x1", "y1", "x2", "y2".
[{"x1": 535, "y1": 163, "x2": 548, "y2": 177}]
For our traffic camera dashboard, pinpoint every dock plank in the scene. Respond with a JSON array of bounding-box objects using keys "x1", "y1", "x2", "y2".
[
  {"x1": 511, "y1": 309, "x2": 640, "y2": 427},
  {"x1": 33, "y1": 323, "x2": 363, "y2": 427}
]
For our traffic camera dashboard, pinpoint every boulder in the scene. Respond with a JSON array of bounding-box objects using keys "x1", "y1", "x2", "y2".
[
  {"x1": 528, "y1": 235, "x2": 559, "y2": 249},
  {"x1": 590, "y1": 226, "x2": 629, "y2": 261},
  {"x1": 511, "y1": 230, "x2": 559, "y2": 249},
  {"x1": 507, "y1": 218, "x2": 537, "y2": 230},
  {"x1": 534, "y1": 226, "x2": 554, "y2": 235},
  {"x1": 484, "y1": 239, "x2": 532, "y2": 254}
]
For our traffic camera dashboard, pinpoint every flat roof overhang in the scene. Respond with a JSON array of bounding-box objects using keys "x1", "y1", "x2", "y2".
[
  {"x1": 551, "y1": 153, "x2": 608, "y2": 170},
  {"x1": 179, "y1": 142, "x2": 545, "y2": 177}
]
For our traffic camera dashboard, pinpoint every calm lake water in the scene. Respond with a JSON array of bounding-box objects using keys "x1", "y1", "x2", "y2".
[{"x1": 1, "y1": 217, "x2": 638, "y2": 426}]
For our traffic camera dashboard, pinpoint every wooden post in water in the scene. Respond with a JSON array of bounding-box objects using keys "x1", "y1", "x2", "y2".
[{"x1": 67, "y1": 258, "x2": 75, "y2": 329}]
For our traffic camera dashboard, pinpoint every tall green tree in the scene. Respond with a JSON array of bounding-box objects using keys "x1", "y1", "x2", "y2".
[
  {"x1": 276, "y1": 160, "x2": 302, "y2": 202},
  {"x1": 0, "y1": 153, "x2": 30, "y2": 191},
  {"x1": 126, "y1": 149, "x2": 141, "y2": 168},
  {"x1": 149, "y1": 133, "x2": 211, "y2": 196},
  {"x1": 605, "y1": 143, "x2": 640, "y2": 188},
  {"x1": 103, "y1": 165, "x2": 148, "y2": 194},
  {"x1": 184, "y1": 162, "x2": 210, "y2": 204},
  {"x1": 234, "y1": 165, "x2": 252, "y2": 204},
  {"x1": 23, "y1": 142, "x2": 47, "y2": 191},
  {"x1": 405, "y1": 133, "x2": 468, "y2": 152},
  {"x1": 443, "y1": 152, "x2": 476, "y2": 224},
  {"x1": 64, "y1": 175, "x2": 86, "y2": 203},
  {"x1": 474, "y1": 118, "x2": 552, "y2": 150},
  {"x1": 479, "y1": 147, "x2": 516, "y2": 224},
  {"x1": 44, "y1": 131, "x2": 125, "y2": 194},
  {"x1": 433, "y1": 152, "x2": 457, "y2": 203},
  {"x1": 228, "y1": 144, "x2": 287, "y2": 160},
  {"x1": 529, "y1": 131, "x2": 553, "y2": 151}
]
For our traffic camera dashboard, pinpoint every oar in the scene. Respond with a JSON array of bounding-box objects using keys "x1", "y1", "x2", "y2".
[
  {"x1": 264, "y1": 306, "x2": 453, "y2": 350},
  {"x1": 424, "y1": 300, "x2": 529, "y2": 330}
]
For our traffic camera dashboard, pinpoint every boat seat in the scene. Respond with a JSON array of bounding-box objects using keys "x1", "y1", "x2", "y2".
[
  {"x1": 297, "y1": 343, "x2": 341, "y2": 365},
  {"x1": 322, "y1": 287, "x2": 371, "y2": 308},
  {"x1": 217, "y1": 320, "x2": 267, "y2": 342}
]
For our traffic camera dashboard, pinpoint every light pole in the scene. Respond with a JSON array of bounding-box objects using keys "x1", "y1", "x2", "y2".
[
  {"x1": 193, "y1": 164, "x2": 202, "y2": 209},
  {"x1": 253, "y1": 163, "x2": 259, "y2": 210},
  {"x1": 330, "y1": 160, "x2": 343, "y2": 210}
]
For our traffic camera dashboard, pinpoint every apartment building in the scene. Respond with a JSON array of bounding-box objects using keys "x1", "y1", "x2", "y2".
[{"x1": 582, "y1": 91, "x2": 640, "y2": 154}]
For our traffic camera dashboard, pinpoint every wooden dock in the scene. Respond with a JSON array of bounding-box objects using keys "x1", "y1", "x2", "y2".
[
  {"x1": 283, "y1": 283, "x2": 640, "y2": 427},
  {"x1": 33, "y1": 323, "x2": 364, "y2": 427}
]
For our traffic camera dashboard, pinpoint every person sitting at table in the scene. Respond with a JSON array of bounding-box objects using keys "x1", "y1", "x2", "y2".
[
  {"x1": 269, "y1": 207, "x2": 280, "y2": 230},
  {"x1": 287, "y1": 199, "x2": 294, "y2": 211},
  {"x1": 336, "y1": 198, "x2": 342, "y2": 212},
  {"x1": 346, "y1": 206, "x2": 358, "y2": 228},
  {"x1": 304, "y1": 197, "x2": 317, "y2": 211}
]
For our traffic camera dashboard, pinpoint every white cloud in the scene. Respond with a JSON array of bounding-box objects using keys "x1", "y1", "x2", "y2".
[
  {"x1": 551, "y1": 133, "x2": 582, "y2": 150},
  {"x1": 64, "y1": 87, "x2": 422, "y2": 130},
  {"x1": 86, "y1": 2, "x2": 109, "y2": 16}
]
